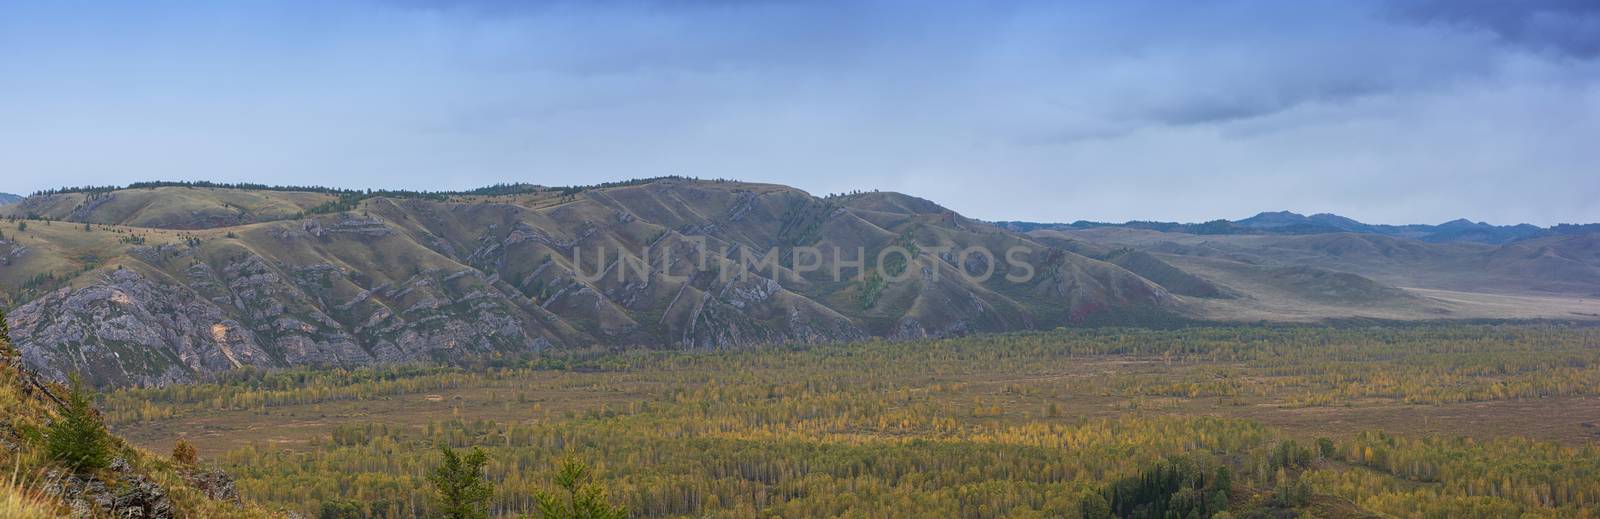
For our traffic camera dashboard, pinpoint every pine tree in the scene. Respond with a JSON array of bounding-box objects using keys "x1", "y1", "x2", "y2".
[
  {"x1": 428, "y1": 445, "x2": 493, "y2": 519},
  {"x1": 46, "y1": 373, "x2": 113, "y2": 473},
  {"x1": 533, "y1": 457, "x2": 627, "y2": 519},
  {"x1": 1211, "y1": 465, "x2": 1233, "y2": 512}
]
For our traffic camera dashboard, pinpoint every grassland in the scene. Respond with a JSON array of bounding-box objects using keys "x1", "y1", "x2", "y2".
[{"x1": 99, "y1": 324, "x2": 1600, "y2": 518}]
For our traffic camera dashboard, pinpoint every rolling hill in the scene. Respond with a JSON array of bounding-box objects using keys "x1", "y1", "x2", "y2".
[
  {"x1": 2, "y1": 186, "x2": 337, "y2": 229},
  {"x1": 2, "y1": 179, "x2": 1597, "y2": 388}
]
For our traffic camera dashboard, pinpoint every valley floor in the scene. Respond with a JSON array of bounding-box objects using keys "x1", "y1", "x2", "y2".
[
  {"x1": 114, "y1": 359, "x2": 1600, "y2": 457},
  {"x1": 103, "y1": 325, "x2": 1600, "y2": 517}
]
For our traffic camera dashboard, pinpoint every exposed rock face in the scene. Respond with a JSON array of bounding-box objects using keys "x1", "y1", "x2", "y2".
[
  {"x1": 10, "y1": 261, "x2": 561, "y2": 387},
  {"x1": 12, "y1": 269, "x2": 266, "y2": 387},
  {"x1": 110, "y1": 473, "x2": 174, "y2": 519},
  {"x1": 46, "y1": 458, "x2": 175, "y2": 519},
  {"x1": 5, "y1": 180, "x2": 1177, "y2": 387},
  {"x1": 183, "y1": 465, "x2": 240, "y2": 503}
]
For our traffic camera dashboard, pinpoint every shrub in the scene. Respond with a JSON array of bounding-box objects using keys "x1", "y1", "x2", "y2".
[{"x1": 172, "y1": 439, "x2": 198, "y2": 465}]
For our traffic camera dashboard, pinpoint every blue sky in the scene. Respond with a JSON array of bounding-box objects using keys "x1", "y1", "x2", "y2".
[{"x1": 2, "y1": 0, "x2": 1597, "y2": 225}]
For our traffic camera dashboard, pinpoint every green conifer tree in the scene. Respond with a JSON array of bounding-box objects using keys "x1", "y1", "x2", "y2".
[
  {"x1": 46, "y1": 373, "x2": 113, "y2": 473},
  {"x1": 533, "y1": 457, "x2": 627, "y2": 519},
  {"x1": 428, "y1": 445, "x2": 493, "y2": 519}
]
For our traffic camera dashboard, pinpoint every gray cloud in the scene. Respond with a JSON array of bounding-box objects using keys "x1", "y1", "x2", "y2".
[
  {"x1": 1394, "y1": 0, "x2": 1600, "y2": 58},
  {"x1": 0, "y1": 0, "x2": 1597, "y2": 225}
]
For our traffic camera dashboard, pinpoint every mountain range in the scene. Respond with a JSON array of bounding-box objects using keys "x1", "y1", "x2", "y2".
[
  {"x1": 996, "y1": 211, "x2": 1600, "y2": 245},
  {"x1": 2, "y1": 179, "x2": 1597, "y2": 388}
]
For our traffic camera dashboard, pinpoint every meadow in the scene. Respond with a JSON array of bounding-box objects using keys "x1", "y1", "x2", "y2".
[{"x1": 103, "y1": 324, "x2": 1600, "y2": 518}]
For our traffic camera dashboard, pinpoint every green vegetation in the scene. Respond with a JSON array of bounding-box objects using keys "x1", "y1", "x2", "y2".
[
  {"x1": 856, "y1": 271, "x2": 886, "y2": 309},
  {"x1": 1086, "y1": 455, "x2": 1232, "y2": 518}
]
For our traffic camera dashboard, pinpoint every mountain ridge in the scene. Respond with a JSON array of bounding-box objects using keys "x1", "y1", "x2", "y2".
[{"x1": 3, "y1": 179, "x2": 1598, "y2": 388}]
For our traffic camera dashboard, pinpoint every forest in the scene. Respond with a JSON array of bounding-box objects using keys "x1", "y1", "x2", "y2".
[{"x1": 84, "y1": 324, "x2": 1600, "y2": 518}]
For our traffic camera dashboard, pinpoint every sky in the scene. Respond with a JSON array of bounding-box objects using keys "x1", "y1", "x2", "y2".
[{"x1": 1, "y1": 0, "x2": 1598, "y2": 226}]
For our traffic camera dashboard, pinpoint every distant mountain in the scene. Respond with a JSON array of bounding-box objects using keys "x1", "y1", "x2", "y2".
[
  {"x1": 997, "y1": 211, "x2": 1596, "y2": 245},
  {"x1": 0, "y1": 192, "x2": 21, "y2": 206}
]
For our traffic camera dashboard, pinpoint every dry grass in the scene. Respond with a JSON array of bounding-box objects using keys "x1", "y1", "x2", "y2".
[
  {"x1": 0, "y1": 464, "x2": 60, "y2": 519},
  {"x1": 0, "y1": 487, "x2": 57, "y2": 519},
  {"x1": 1, "y1": 431, "x2": 64, "y2": 519}
]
